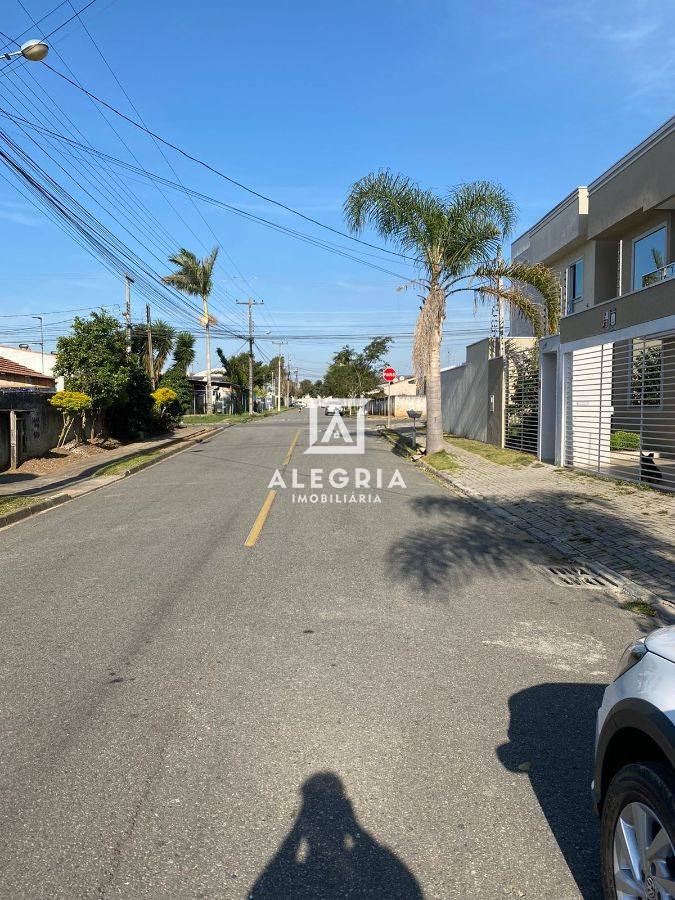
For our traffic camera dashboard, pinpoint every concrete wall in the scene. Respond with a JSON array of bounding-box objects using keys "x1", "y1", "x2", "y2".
[
  {"x1": 0, "y1": 414, "x2": 8, "y2": 468},
  {"x1": 587, "y1": 122, "x2": 675, "y2": 239},
  {"x1": 486, "y1": 357, "x2": 504, "y2": 447},
  {"x1": 441, "y1": 340, "x2": 490, "y2": 441},
  {"x1": 392, "y1": 395, "x2": 426, "y2": 418},
  {"x1": 526, "y1": 188, "x2": 588, "y2": 264},
  {"x1": 0, "y1": 390, "x2": 61, "y2": 470},
  {"x1": 560, "y1": 276, "x2": 675, "y2": 344}
]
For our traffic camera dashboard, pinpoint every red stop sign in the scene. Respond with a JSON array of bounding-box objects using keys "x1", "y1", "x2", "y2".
[{"x1": 383, "y1": 367, "x2": 397, "y2": 383}]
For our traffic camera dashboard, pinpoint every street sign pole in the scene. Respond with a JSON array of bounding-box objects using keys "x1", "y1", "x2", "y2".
[{"x1": 382, "y1": 367, "x2": 397, "y2": 429}]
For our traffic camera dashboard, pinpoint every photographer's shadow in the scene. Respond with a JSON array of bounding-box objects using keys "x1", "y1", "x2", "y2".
[{"x1": 248, "y1": 772, "x2": 424, "y2": 899}]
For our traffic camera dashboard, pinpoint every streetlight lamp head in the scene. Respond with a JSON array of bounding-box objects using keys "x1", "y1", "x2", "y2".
[{"x1": 21, "y1": 39, "x2": 49, "y2": 61}]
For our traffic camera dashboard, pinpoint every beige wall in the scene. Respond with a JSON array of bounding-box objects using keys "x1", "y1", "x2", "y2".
[
  {"x1": 513, "y1": 118, "x2": 675, "y2": 338},
  {"x1": 0, "y1": 374, "x2": 53, "y2": 389},
  {"x1": 587, "y1": 125, "x2": 675, "y2": 239},
  {"x1": 560, "y1": 276, "x2": 675, "y2": 343}
]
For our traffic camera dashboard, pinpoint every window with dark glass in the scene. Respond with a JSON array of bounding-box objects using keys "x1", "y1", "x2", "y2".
[
  {"x1": 566, "y1": 259, "x2": 583, "y2": 314},
  {"x1": 633, "y1": 226, "x2": 666, "y2": 290}
]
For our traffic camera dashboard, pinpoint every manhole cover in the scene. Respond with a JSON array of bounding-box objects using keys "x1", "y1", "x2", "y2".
[{"x1": 543, "y1": 565, "x2": 620, "y2": 590}]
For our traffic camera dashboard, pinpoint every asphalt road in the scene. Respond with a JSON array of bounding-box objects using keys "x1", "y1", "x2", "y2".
[{"x1": 0, "y1": 411, "x2": 650, "y2": 899}]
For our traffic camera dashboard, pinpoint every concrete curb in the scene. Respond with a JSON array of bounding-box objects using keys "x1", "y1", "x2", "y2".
[
  {"x1": 82, "y1": 424, "x2": 227, "y2": 480},
  {"x1": 0, "y1": 493, "x2": 72, "y2": 529},
  {"x1": 0, "y1": 424, "x2": 229, "y2": 531},
  {"x1": 379, "y1": 429, "x2": 675, "y2": 623}
]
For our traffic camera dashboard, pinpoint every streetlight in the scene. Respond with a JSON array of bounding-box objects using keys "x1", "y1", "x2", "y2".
[{"x1": 2, "y1": 39, "x2": 49, "y2": 62}]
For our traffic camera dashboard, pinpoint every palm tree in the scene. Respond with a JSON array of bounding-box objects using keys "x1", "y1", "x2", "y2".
[
  {"x1": 151, "y1": 320, "x2": 176, "y2": 384},
  {"x1": 172, "y1": 331, "x2": 196, "y2": 374},
  {"x1": 344, "y1": 172, "x2": 560, "y2": 454},
  {"x1": 163, "y1": 247, "x2": 219, "y2": 413}
]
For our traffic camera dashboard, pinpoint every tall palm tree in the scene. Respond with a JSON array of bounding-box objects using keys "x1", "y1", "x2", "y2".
[
  {"x1": 344, "y1": 172, "x2": 560, "y2": 454},
  {"x1": 172, "y1": 331, "x2": 196, "y2": 374},
  {"x1": 163, "y1": 247, "x2": 219, "y2": 413}
]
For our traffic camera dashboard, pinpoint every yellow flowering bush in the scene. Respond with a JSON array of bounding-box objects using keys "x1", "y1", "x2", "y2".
[
  {"x1": 151, "y1": 386, "x2": 181, "y2": 429},
  {"x1": 48, "y1": 391, "x2": 92, "y2": 446},
  {"x1": 151, "y1": 387, "x2": 178, "y2": 407}
]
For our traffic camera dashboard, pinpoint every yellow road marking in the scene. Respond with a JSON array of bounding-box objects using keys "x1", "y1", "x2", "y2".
[
  {"x1": 244, "y1": 429, "x2": 301, "y2": 547},
  {"x1": 283, "y1": 429, "x2": 301, "y2": 465},
  {"x1": 244, "y1": 489, "x2": 277, "y2": 547}
]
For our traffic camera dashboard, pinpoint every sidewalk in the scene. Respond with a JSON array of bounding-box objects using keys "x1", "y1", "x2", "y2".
[
  {"x1": 0, "y1": 425, "x2": 215, "y2": 499},
  {"x1": 390, "y1": 424, "x2": 675, "y2": 609}
]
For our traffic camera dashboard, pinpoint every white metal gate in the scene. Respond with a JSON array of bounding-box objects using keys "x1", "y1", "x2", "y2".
[
  {"x1": 504, "y1": 345, "x2": 539, "y2": 454},
  {"x1": 564, "y1": 330, "x2": 675, "y2": 491}
]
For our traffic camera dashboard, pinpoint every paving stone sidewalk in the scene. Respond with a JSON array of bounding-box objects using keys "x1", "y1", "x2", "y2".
[{"x1": 390, "y1": 423, "x2": 675, "y2": 607}]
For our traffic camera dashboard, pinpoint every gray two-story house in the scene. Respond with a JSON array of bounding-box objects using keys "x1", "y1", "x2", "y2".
[{"x1": 512, "y1": 116, "x2": 675, "y2": 491}]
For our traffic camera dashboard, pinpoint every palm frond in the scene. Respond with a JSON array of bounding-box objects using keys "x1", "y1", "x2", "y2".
[
  {"x1": 172, "y1": 331, "x2": 196, "y2": 373},
  {"x1": 344, "y1": 169, "x2": 444, "y2": 263},
  {"x1": 503, "y1": 261, "x2": 562, "y2": 336},
  {"x1": 163, "y1": 246, "x2": 219, "y2": 300},
  {"x1": 475, "y1": 283, "x2": 544, "y2": 336}
]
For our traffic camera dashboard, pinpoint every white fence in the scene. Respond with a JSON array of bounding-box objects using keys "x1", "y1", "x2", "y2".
[{"x1": 563, "y1": 330, "x2": 675, "y2": 491}]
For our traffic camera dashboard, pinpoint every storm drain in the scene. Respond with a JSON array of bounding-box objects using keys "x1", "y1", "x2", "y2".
[{"x1": 542, "y1": 565, "x2": 621, "y2": 590}]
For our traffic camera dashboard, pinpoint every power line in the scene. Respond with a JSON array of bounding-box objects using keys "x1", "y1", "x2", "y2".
[
  {"x1": 0, "y1": 105, "x2": 413, "y2": 281},
  {"x1": 39, "y1": 60, "x2": 415, "y2": 263}
]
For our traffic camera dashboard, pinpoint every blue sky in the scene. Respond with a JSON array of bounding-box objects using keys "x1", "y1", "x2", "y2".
[{"x1": 0, "y1": 0, "x2": 673, "y2": 379}]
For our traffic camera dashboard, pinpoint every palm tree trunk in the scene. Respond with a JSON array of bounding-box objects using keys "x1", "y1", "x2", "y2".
[{"x1": 425, "y1": 324, "x2": 444, "y2": 455}]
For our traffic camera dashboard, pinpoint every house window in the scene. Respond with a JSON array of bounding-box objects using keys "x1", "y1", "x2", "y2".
[
  {"x1": 633, "y1": 226, "x2": 666, "y2": 290},
  {"x1": 630, "y1": 338, "x2": 662, "y2": 406},
  {"x1": 566, "y1": 259, "x2": 583, "y2": 314}
]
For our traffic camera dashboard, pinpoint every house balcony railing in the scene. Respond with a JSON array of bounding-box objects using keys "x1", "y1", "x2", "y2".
[{"x1": 642, "y1": 262, "x2": 675, "y2": 288}]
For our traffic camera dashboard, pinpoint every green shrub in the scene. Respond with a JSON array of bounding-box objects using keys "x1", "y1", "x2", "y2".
[
  {"x1": 158, "y1": 368, "x2": 192, "y2": 413},
  {"x1": 610, "y1": 430, "x2": 640, "y2": 451}
]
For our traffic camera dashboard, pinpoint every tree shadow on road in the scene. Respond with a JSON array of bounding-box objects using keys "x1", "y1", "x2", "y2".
[
  {"x1": 247, "y1": 772, "x2": 424, "y2": 899},
  {"x1": 388, "y1": 489, "x2": 674, "y2": 602},
  {"x1": 387, "y1": 494, "x2": 547, "y2": 594},
  {"x1": 497, "y1": 682, "x2": 606, "y2": 899}
]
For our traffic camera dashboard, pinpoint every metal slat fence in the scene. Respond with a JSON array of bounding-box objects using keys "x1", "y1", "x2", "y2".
[
  {"x1": 504, "y1": 345, "x2": 539, "y2": 454},
  {"x1": 564, "y1": 331, "x2": 675, "y2": 492}
]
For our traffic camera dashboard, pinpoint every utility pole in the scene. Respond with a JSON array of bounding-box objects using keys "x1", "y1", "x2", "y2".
[
  {"x1": 32, "y1": 315, "x2": 44, "y2": 373},
  {"x1": 273, "y1": 340, "x2": 287, "y2": 410},
  {"x1": 237, "y1": 298, "x2": 264, "y2": 414},
  {"x1": 285, "y1": 354, "x2": 291, "y2": 407},
  {"x1": 124, "y1": 274, "x2": 134, "y2": 354},
  {"x1": 145, "y1": 303, "x2": 155, "y2": 390}
]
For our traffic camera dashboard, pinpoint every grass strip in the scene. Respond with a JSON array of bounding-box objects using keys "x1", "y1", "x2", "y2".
[
  {"x1": 0, "y1": 496, "x2": 42, "y2": 516},
  {"x1": 425, "y1": 450, "x2": 460, "y2": 472},
  {"x1": 445, "y1": 435, "x2": 534, "y2": 467},
  {"x1": 97, "y1": 451, "x2": 161, "y2": 477}
]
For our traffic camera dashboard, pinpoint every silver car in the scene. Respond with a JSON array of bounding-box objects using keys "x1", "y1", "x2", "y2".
[{"x1": 594, "y1": 624, "x2": 675, "y2": 899}]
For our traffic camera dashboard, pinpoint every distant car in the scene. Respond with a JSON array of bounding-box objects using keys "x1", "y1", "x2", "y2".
[
  {"x1": 293, "y1": 399, "x2": 306, "y2": 408},
  {"x1": 593, "y1": 624, "x2": 675, "y2": 899},
  {"x1": 325, "y1": 402, "x2": 343, "y2": 416}
]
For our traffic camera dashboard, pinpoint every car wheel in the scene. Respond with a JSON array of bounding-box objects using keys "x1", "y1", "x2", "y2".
[{"x1": 600, "y1": 762, "x2": 675, "y2": 899}]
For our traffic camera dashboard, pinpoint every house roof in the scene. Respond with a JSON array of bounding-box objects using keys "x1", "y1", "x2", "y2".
[{"x1": 0, "y1": 355, "x2": 54, "y2": 381}]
